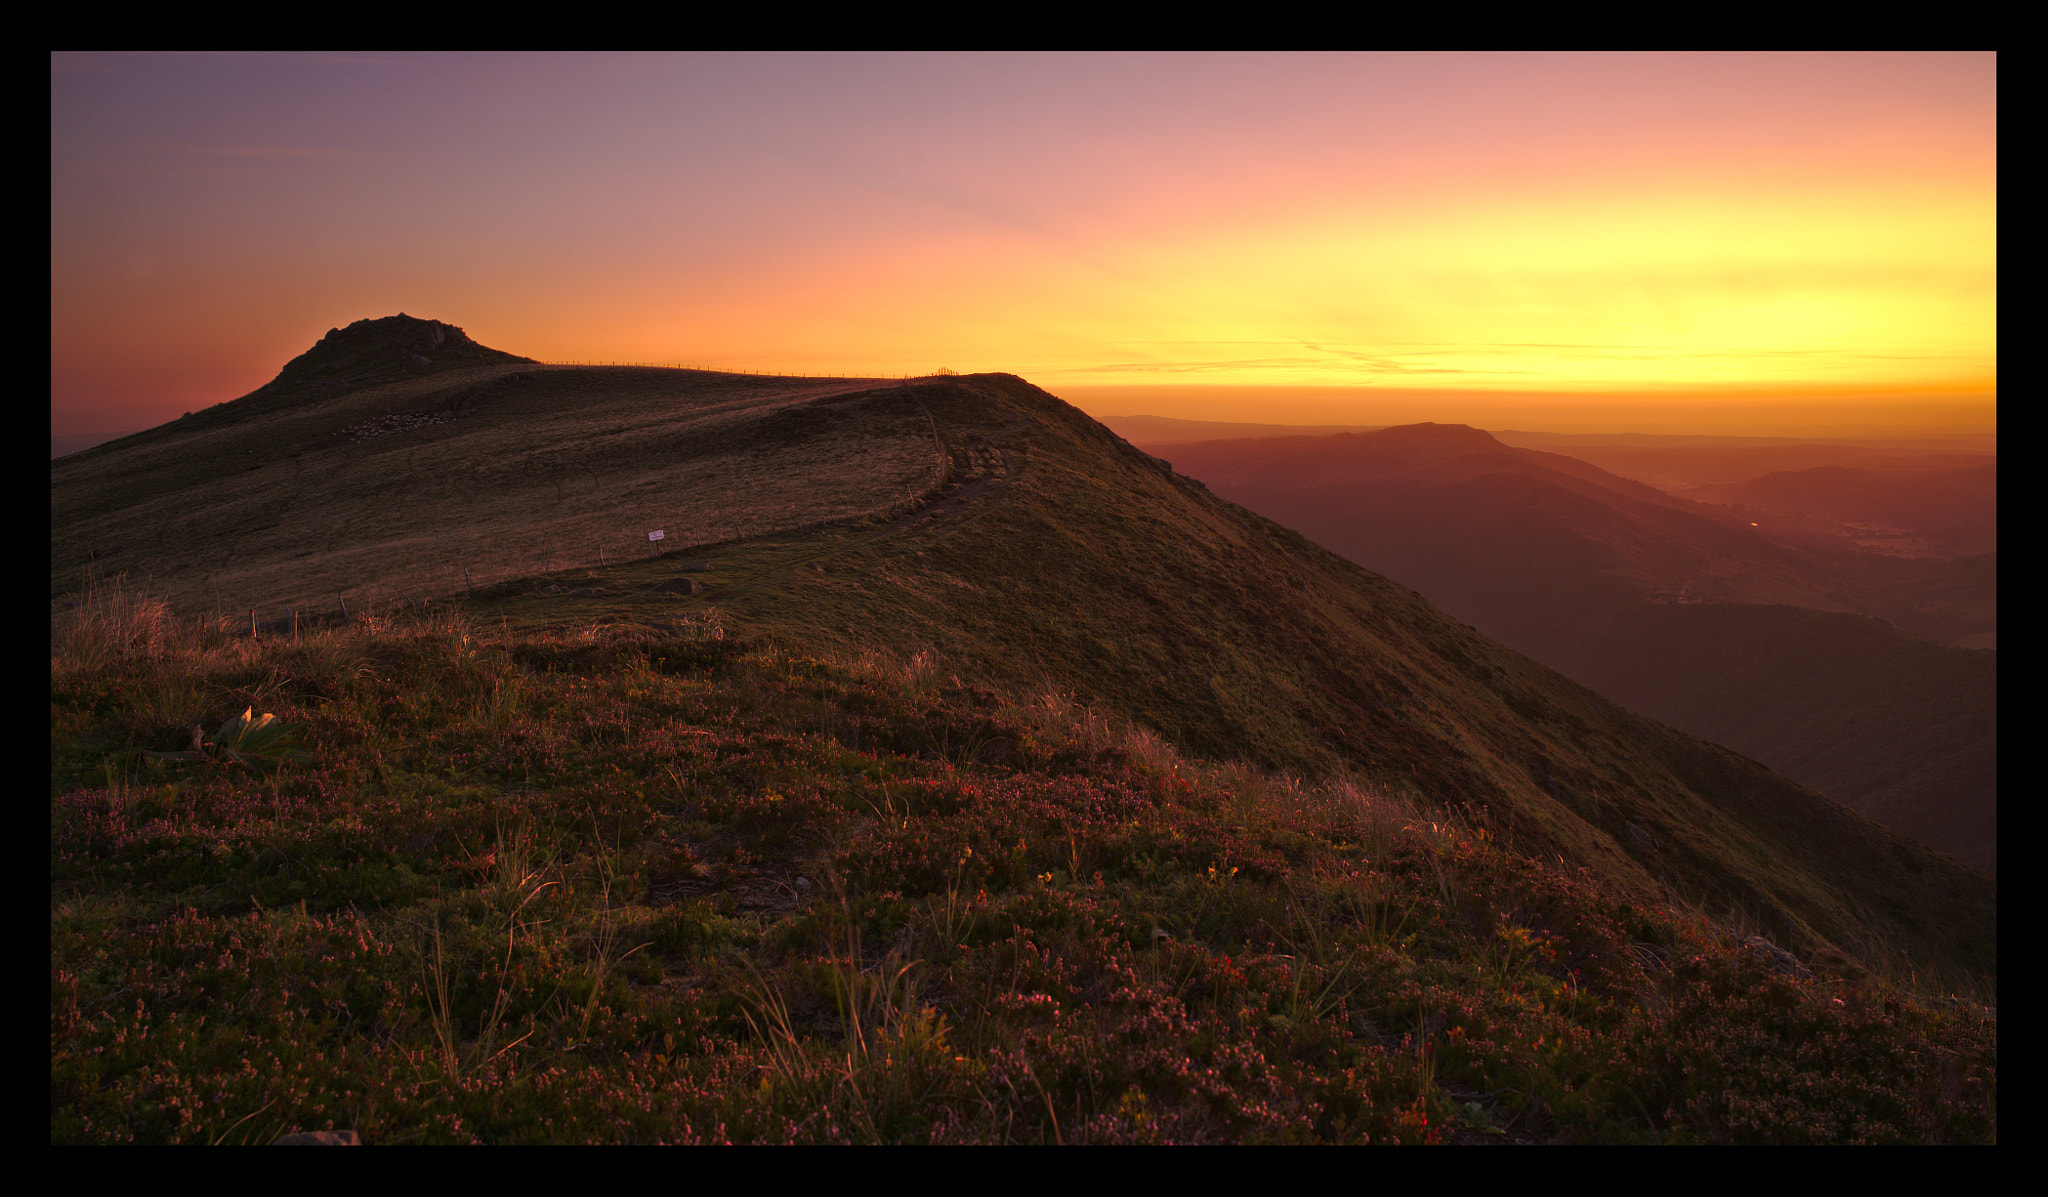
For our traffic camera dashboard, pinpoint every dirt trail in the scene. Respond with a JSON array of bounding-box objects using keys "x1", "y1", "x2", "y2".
[{"x1": 703, "y1": 412, "x2": 1031, "y2": 601}]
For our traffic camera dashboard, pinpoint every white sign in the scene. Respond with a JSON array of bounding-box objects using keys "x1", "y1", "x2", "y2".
[{"x1": 648, "y1": 530, "x2": 665, "y2": 542}]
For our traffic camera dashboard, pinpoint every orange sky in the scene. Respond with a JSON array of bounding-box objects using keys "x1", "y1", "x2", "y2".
[{"x1": 51, "y1": 52, "x2": 1995, "y2": 438}]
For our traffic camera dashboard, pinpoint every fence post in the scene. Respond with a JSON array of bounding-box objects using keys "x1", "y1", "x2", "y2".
[{"x1": 250, "y1": 609, "x2": 257, "y2": 639}]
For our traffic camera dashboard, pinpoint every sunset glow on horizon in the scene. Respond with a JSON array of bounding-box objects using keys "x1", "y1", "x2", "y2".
[{"x1": 51, "y1": 52, "x2": 1995, "y2": 439}]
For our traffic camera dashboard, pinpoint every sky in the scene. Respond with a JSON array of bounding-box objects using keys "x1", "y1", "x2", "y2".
[{"x1": 51, "y1": 51, "x2": 1995, "y2": 438}]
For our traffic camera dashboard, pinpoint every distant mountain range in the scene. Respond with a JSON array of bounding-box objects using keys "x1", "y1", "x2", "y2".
[{"x1": 1146, "y1": 424, "x2": 1995, "y2": 873}]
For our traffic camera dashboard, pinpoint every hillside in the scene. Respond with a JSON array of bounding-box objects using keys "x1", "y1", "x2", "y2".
[
  {"x1": 1149, "y1": 427, "x2": 1996, "y2": 873},
  {"x1": 52, "y1": 328, "x2": 1995, "y2": 1142},
  {"x1": 51, "y1": 317, "x2": 938, "y2": 621},
  {"x1": 52, "y1": 601, "x2": 1997, "y2": 1143},
  {"x1": 54, "y1": 338, "x2": 1993, "y2": 976}
]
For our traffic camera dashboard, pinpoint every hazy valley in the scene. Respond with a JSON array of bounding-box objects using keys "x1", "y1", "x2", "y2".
[{"x1": 1145, "y1": 425, "x2": 1994, "y2": 874}]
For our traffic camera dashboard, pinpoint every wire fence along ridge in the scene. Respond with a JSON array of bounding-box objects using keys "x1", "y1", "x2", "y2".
[{"x1": 536, "y1": 361, "x2": 961, "y2": 379}]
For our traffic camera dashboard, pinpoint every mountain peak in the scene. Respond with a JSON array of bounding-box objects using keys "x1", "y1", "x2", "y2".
[
  {"x1": 275, "y1": 314, "x2": 534, "y2": 386},
  {"x1": 1366, "y1": 422, "x2": 1503, "y2": 447},
  {"x1": 175, "y1": 314, "x2": 539, "y2": 426}
]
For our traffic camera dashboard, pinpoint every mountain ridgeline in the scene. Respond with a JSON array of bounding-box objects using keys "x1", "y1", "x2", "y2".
[{"x1": 50, "y1": 317, "x2": 1993, "y2": 994}]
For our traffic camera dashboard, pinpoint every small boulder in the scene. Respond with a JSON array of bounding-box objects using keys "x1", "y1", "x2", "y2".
[{"x1": 652, "y1": 578, "x2": 702, "y2": 595}]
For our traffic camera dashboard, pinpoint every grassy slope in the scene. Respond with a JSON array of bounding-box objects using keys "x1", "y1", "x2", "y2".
[
  {"x1": 52, "y1": 367, "x2": 1996, "y2": 1142},
  {"x1": 51, "y1": 602, "x2": 1997, "y2": 1144},
  {"x1": 444, "y1": 374, "x2": 1991, "y2": 991},
  {"x1": 53, "y1": 367, "x2": 1995, "y2": 985},
  {"x1": 52, "y1": 367, "x2": 940, "y2": 620}
]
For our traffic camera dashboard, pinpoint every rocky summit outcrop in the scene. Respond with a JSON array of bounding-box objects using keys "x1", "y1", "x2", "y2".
[
  {"x1": 268, "y1": 314, "x2": 535, "y2": 393},
  {"x1": 193, "y1": 315, "x2": 537, "y2": 423}
]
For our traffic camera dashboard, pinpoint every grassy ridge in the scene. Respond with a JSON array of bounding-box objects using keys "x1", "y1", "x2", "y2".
[
  {"x1": 506, "y1": 374, "x2": 1988, "y2": 994},
  {"x1": 51, "y1": 367, "x2": 939, "y2": 620},
  {"x1": 51, "y1": 595, "x2": 1995, "y2": 1143},
  {"x1": 52, "y1": 362, "x2": 1995, "y2": 1142}
]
